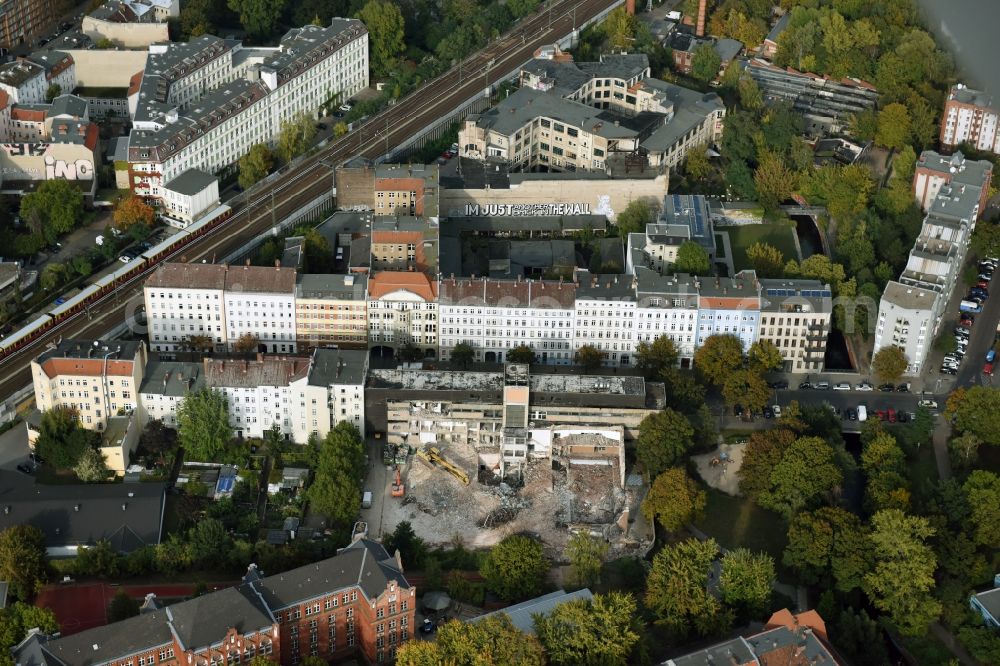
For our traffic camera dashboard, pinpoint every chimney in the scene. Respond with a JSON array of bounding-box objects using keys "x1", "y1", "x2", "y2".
[{"x1": 696, "y1": 0, "x2": 707, "y2": 36}]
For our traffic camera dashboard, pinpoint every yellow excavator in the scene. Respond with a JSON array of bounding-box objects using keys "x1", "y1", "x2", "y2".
[{"x1": 417, "y1": 446, "x2": 470, "y2": 485}]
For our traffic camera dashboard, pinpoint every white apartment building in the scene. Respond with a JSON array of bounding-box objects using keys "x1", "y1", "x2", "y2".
[
  {"x1": 0, "y1": 60, "x2": 46, "y2": 104},
  {"x1": 144, "y1": 263, "x2": 227, "y2": 353},
  {"x1": 223, "y1": 265, "x2": 297, "y2": 353},
  {"x1": 940, "y1": 84, "x2": 1000, "y2": 153},
  {"x1": 367, "y1": 272, "x2": 438, "y2": 357},
  {"x1": 573, "y1": 273, "x2": 637, "y2": 367},
  {"x1": 31, "y1": 340, "x2": 146, "y2": 431},
  {"x1": 144, "y1": 262, "x2": 297, "y2": 354},
  {"x1": 633, "y1": 268, "x2": 701, "y2": 366},
  {"x1": 695, "y1": 272, "x2": 762, "y2": 351},
  {"x1": 138, "y1": 348, "x2": 366, "y2": 442},
  {"x1": 127, "y1": 20, "x2": 368, "y2": 201},
  {"x1": 160, "y1": 168, "x2": 220, "y2": 227},
  {"x1": 438, "y1": 276, "x2": 577, "y2": 365},
  {"x1": 874, "y1": 150, "x2": 993, "y2": 374}
]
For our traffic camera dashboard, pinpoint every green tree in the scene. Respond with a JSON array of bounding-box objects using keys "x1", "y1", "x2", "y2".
[
  {"x1": 113, "y1": 196, "x2": 155, "y2": 233},
  {"x1": 21, "y1": 179, "x2": 84, "y2": 244},
  {"x1": 357, "y1": 0, "x2": 405, "y2": 77},
  {"x1": 753, "y1": 150, "x2": 796, "y2": 211},
  {"x1": 861, "y1": 432, "x2": 910, "y2": 512},
  {"x1": 615, "y1": 200, "x2": 654, "y2": 237},
  {"x1": 45, "y1": 83, "x2": 61, "y2": 103},
  {"x1": 871, "y1": 345, "x2": 908, "y2": 383},
  {"x1": 800, "y1": 164, "x2": 873, "y2": 223},
  {"x1": 480, "y1": 535, "x2": 548, "y2": 602},
  {"x1": 747, "y1": 339, "x2": 783, "y2": 373},
  {"x1": 451, "y1": 342, "x2": 475, "y2": 369},
  {"x1": 70, "y1": 254, "x2": 92, "y2": 278},
  {"x1": 39, "y1": 263, "x2": 67, "y2": 291},
  {"x1": 574, "y1": 344, "x2": 605, "y2": 371},
  {"x1": 737, "y1": 75, "x2": 764, "y2": 110},
  {"x1": 276, "y1": 114, "x2": 317, "y2": 163},
  {"x1": 963, "y1": 470, "x2": 1000, "y2": 549},
  {"x1": 691, "y1": 42, "x2": 721, "y2": 82},
  {"x1": 635, "y1": 408, "x2": 695, "y2": 478},
  {"x1": 635, "y1": 335, "x2": 680, "y2": 380},
  {"x1": 176, "y1": 389, "x2": 232, "y2": 462},
  {"x1": 506, "y1": 345, "x2": 536, "y2": 364},
  {"x1": 745, "y1": 241, "x2": 784, "y2": 278},
  {"x1": 238, "y1": 144, "x2": 273, "y2": 190},
  {"x1": 227, "y1": 0, "x2": 286, "y2": 40},
  {"x1": 693, "y1": 334, "x2": 744, "y2": 385},
  {"x1": 233, "y1": 332, "x2": 260, "y2": 353},
  {"x1": 642, "y1": 467, "x2": 706, "y2": 532},
  {"x1": 949, "y1": 432, "x2": 981, "y2": 469},
  {"x1": 875, "y1": 102, "x2": 912, "y2": 150},
  {"x1": 309, "y1": 422, "x2": 366, "y2": 526},
  {"x1": 383, "y1": 521, "x2": 427, "y2": 569},
  {"x1": 862, "y1": 509, "x2": 941, "y2": 636},
  {"x1": 972, "y1": 218, "x2": 1000, "y2": 260},
  {"x1": 73, "y1": 447, "x2": 109, "y2": 482},
  {"x1": 950, "y1": 386, "x2": 1000, "y2": 445},
  {"x1": 565, "y1": 532, "x2": 608, "y2": 589},
  {"x1": 36, "y1": 406, "x2": 98, "y2": 469},
  {"x1": 187, "y1": 518, "x2": 231, "y2": 565},
  {"x1": 0, "y1": 602, "x2": 58, "y2": 657},
  {"x1": 605, "y1": 7, "x2": 636, "y2": 51},
  {"x1": 684, "y1": 145, "x2": 712, "y2": 182},
  {"x1": 739, "y1": 428, "x2": 796, "y2": 499},
  {"x1": 783, "y1": 507, "x2": 868, "y2": 592},
  {"x1": 155, "y1": 534, "x2": 192, "y2": 574},
  {"x1": 178, "y1": 0, "x2": 220, "y2": 37},
  {"x1": 831, "y1": 607, "x2": 890, "y2": 666},
  {"x1": 758, "y1": 436, "x2": 843, "y2": 519},
  {"x1": 398, "y1": 615, "x2": 545, "y2": 665},
  {"x1": 645, "y1": 538, "x2": 721, "y2": 637},
  {"x1": 533, "y1": 592, "x2": 641, "y2": 666},
  {"x1": 107, "y1": 589, "x2": 140, "y2": 622},
  {"x1": 674, "y1": 241, "x2": 711, "y2": 275},
  {"x1": 0, "y1": 525, "x2": 47, "y2": 600},
  {"x1": 719, "y1": 548, "x2": 775, "y2": 615},
  {"x1": 722, "y1": 369, "x2": 771, "y2": 413}
]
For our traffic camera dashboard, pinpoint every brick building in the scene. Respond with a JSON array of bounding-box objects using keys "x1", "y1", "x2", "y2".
[{"x1": 12, "y1": 539, "x2": 415, "y2": 666}]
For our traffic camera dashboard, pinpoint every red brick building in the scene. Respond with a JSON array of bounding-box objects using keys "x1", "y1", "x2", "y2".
[{"x1": 13, "y1": 539, "x2": 415, "y2": 666}]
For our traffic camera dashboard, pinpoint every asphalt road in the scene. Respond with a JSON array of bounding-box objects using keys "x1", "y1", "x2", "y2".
[
  {"x1": 724, "y1": 389, "x2": 929, "y2": 432},
  {"x1": 0, "y1": 0, "x2": 618, "y2": 399}
]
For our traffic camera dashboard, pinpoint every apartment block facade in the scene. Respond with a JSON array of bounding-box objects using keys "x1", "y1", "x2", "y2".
[
  {"x1": 139, "y1": 348, "x2": 367, "y2": 442},
  {"x1": 366, "y1": 272, "x2": 439, "y2": 356},
  {"x1": 295, "y1": 273, "x2": 368, "y2": 349},
  {"x1": 14, "y1": 539, "x2": 413, "y2": 666},
  {"x1": 31, "y1": 339, "x2": 147, "y2": 430},
  {"x1": 874, "y1": 150, "x2": 993, "y2": 374},
  {"x1": 126, "y1": 21, "x2": 368, "y2": 203},
  {"x1": 0, "y1": 0, "x2": 52, "y2": 49},
  {"x1": 144, "y1": 263, "x2": 297, "y2": 354},
  {"x1": 940, "y1": 84, "x2": 1000, "y2": 153}
]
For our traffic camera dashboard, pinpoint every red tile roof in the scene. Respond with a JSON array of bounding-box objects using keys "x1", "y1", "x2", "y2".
[{"x1": 367, "y1": 272, "x2": 437, "y2": 301}]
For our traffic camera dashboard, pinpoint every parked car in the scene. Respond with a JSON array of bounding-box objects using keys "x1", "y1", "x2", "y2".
[
  {"x1": 833, "y1": 382, "x2": 851, "y2": 391},
  {"x1": 898, "y1": 411, "x2": 909, "y2": 423},
  {"x1": 979, "y1": 273, "x2": 993, "y2": 282},
  {"x1": 733, "y1": 404, "x2": 743, "y2": 417},
  {"x1": 16, "y1": 463, "x2": 33, "y2": 474},
  {"x1": 846, "y1": 408, "x2": 857, "y2": 421},
  {"x1": 918, "y1": 399, "x2": 939, "y2": 409},
  {"x1": 768, "y1": 380, "x2": 789, "y2": 389},
  {"x1": 985, "y1": 362, "x2": 995, "y2": 376},
  {"x1": 987, "y1": 349, "x2": 996, "y2": 363},
  {"x1": 856, "y1": 382, "x2": 874, "y2": 391},
  {"x1": 815, "y1": 381, "x2": 830, "y2": 390},
  {"x1": 798, "y1": 382, "x2": 813, "y2": 390},
  {"x1": 941, "y1": 366, "x2": 958, "y2": 375},
  {"x1": 772, "y1": 405, "x2": 782, "y2": 418},
  {"x1": 30, "y1": 451, "x2": 44, "y2": 464},
  {"x1": 896, "y1": 383, "x2": 910, "y2": 392},
  {"x1": 764, "y1": 407, "x2": 774, "y2": 419},
  {"x1": 878, "y1": 383, "x2": 895, "y2": 392}
]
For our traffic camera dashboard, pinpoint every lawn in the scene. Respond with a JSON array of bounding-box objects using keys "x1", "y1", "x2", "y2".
[
  {"x1": 692, "y1": 487, "x2": 788, "y2": 564},
  {"x1": 724, "y1": 223, "x2": 800, "y2": 272}
]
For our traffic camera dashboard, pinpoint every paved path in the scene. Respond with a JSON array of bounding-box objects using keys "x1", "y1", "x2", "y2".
[{"x1": 930, "y1": 622, "x2": 981, "y2": 666}]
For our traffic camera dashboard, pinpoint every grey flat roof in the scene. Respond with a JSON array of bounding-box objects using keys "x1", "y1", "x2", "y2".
[
  {"x1": 759, "y1": 278, "x2": 832, "y2": 313},
  {"x1": 766, "y1": 12, "x2": 791, "y2": 43},
  {"x1": 881, "y1": 280, "x2": 939, "y2": 311},
  {"x1": 713, "y1": 38, "x2": 743, "y2": 62},
  {"x1": 139, "y1": 359, "x2": 204, "y2": 397},
  {"x1": 163, "y1": 168, "x2": 216, "y2": 196},
  {"x1": 296, "y1": 272, "x2": 368, "y2": 300},
  {"x1": 0, "y1": 478, "x2": 165, "y2": 552},
  {"x1": 48, "y1": 94, "x2": 88, "y2": 119},
  {"x1": 973, "y1": 587, "x2": 1000, "y2": 621},
  {"x1": 308, "y1": 348, "x2": 367, "y2": 386},
  {"x1": 470, "y1": 86, "x2": 640, "y2": 139},
  {"x1": 916, "y1": 150, "x2": 993, "y2": 190},
  {"x1": 471, "y1": 589, "x2": 593, "y2": 634},
  {"x1": 950, "y1": 84, "x2": 992, "y2": 108},
  {"x1": 37, "y1": 339, "x2": 143, "y2": 364}
]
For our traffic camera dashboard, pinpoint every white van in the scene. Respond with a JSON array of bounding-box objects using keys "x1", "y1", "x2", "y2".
[
  {"x1": 857, "y1": 405, "x2": 867, "y2": 422},
  {"x1": 361, "y1": 490, "x2": 373, "y2": 508}
]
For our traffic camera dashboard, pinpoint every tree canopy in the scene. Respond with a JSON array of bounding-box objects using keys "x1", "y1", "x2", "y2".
[
  {"x1": 691, "y1": 42, "x2": 721, "y2": 82},
  {"x1": 357, "y1": 0, "x2": 406, "y2": 77},
  {"x1": 397, "y1": 615, "x2": 545, "y2": 665},
  {"x1": 176, "y1": 389, "x2": 233, "y2": 462},
  {"x1": 227, "y1": 0, "x2": 286, "y2": 40},
  {"x1": 645, "y1": 538, "x2": 721, "y2": 638},
  {"x1": 574, "y1": 345, "x2": 605, "y2": 371},
  {"x1": 635, "y1": 408, "x2": 695, "y2": 478},
  {"x1": 614, "y1": 200, "x2": 654, "y2": 237},
  {"x1": 949, "y1": 386, "x2": 1000, "y2": 445},
  {"x1": 276, "y1": 114, "x2": 317, "y2": 163},
  {"x1": 113, "y1": 196, "x2": 155, "y2": 232},
  {"x1": 35, "y1": 406, "x2": 99, "y2": 470},
  {"x1": 0, "y1": 525, "x2": 47, "y2": 600},
  {"x1": 757, "y1": 436, "x2": 844, "y2": 519},
  {"x1": 308, "y1": 422, "x2": 366, "y2": 526},
  {"x1": 635, "y1": 335, "x2": 679, "y2": 380},
  {"x1": 20, "y1": 179, "x2": 84, "y2": 244},
  {"x1": 783, "y1": 506, "x2": 868, "y2": 592},
  {"x1": 533, "y1": 592, "x2": 641, "y2": 666},
  {"x1": 642, "y1": 468, "x2": 706, "y2": 532},
  {"x1": 565, "y1": 532, "x2": 608, "y2": 589},
  {"x1": 693, "y1": 334, "x2": 744, "y2": 385},
  {"x1": 238, "y1": 144, "x2": 273, "y2": 190},
  {"x1": 871, "y1": 345, "x2": 908, "y2": 383},
  {"x1": 480, "y1": 535, "x2": 548, "y2": 602},
  {"x1": 675, "y1": 241, "x2": 712, "y2": 275},
  {"x1": 719, "y1": 548, "x2": 775, "y2": 615}
]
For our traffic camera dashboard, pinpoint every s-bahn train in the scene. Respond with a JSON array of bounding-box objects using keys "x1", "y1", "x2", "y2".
[{"x1": 1, "y1": 204, "x2": 233, "y2": 360}]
